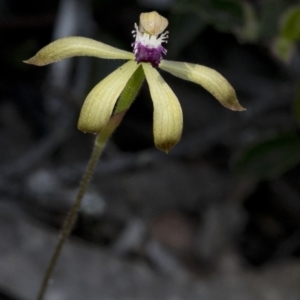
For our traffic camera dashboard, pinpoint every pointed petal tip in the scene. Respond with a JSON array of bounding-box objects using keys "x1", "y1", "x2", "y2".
[
  {"x1": 228, "y1": 104, "x2": 246, "y2": 112},
  {"x1": 77, "y1": 121, "x2": 101, "y2": 134},
  {"x1": 219, "y1": 92, "x2": 246, "y2": 112},
  {"x1": 155, "y1": 142, "x2": 175, "y2": 153},
  {"x1": 23, "y1": 57, "x2": 47, "y2": 66},
  {"x1": 23, "y1": 58, "x2": 33, "y2": 65},
  {"x1": 155, "y1": 136, "x2": 181, "y2": 153},
  {"x1": 237, "y1": 107, "x2": 247, "y2": 112}
]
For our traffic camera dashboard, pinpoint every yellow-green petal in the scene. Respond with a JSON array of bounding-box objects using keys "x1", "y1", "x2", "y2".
[
  {"x1": 78, "y1": 60, "x2": 138, "y2": 133},
  {"x1": 24, "y1": 36, "x2": 134, "y2": 66},
  {"x1": 159, "y1": 60, "x2": 245, "y2": 111},
  {"x1": 142, "y1": 63, "x2": 183, "y2": 153}
]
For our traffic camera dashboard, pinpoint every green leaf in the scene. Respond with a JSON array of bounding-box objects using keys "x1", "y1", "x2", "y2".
[
  {"x1": 235, "y1": 2, "x2": 259, "y2": 42},
  {"x1": 279, "y1": 5, "x2": 300, "y2": 40},
  {"x1": 234, "y1": 133, "x2": 300, "y2": 180},
  {"x1": 272, "y1": 36, "x2": 295, "y2": 62},
  {"x1": 115, "y1": 65, "x2": 145, "y2": 114}
]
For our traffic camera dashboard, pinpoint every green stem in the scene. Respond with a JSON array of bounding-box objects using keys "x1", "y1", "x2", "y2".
[{"x1": 36, "y1": 65, "x2": 144, "y2": 300}]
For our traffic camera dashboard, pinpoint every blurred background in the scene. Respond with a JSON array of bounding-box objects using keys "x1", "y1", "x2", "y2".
[{"x1": 1, "y1": 0, "x2": 300, "y2": 299}]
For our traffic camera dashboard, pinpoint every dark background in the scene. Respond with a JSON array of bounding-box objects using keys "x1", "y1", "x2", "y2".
[{"x1": 1, "y1": 0, "x2": 300, "y2": 299}]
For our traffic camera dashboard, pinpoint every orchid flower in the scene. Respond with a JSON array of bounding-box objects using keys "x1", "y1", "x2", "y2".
[{"x1": 25, "y1": 11, "x2": 245, "y2": 152}]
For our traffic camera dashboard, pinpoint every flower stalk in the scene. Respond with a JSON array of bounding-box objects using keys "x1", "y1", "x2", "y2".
[
  {"x1": 36, "y1": 130, "x2": 105, "y2": 300},
  {"x1": 35, "y1": 67, "x2": 144, "y2": 300}
]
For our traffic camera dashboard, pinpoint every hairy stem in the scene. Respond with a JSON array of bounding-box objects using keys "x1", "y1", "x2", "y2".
[
  {"x1": 36, "y1": 112, "x2": 124, "y2": 300},
  {"x1": 36, "y1": 66, "x2": 144, "y2": 300}
]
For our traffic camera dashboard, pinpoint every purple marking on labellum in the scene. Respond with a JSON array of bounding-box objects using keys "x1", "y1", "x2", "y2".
[{"x1": 132, "y1": 24, "x2": 168, "y2": 68}]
